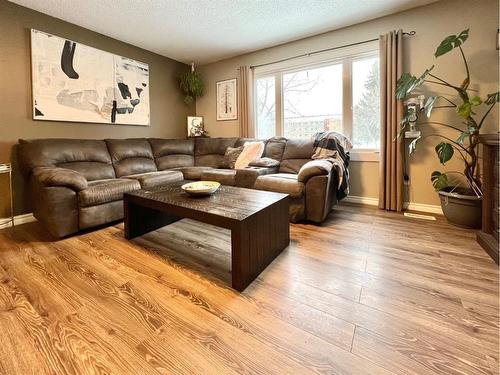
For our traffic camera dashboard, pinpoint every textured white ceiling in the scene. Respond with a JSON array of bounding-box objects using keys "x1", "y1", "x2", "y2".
[{"x1": 10, "y1": 0, "x2": 439, "y2": 65}]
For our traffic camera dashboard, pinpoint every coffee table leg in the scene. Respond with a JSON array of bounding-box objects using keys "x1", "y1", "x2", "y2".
[
  {"x1": 124, "y1": 197, "x2": 181, "y2": 239},
  {"x1": 231, "y1": 198, "x2": 290, "y2": 291}
]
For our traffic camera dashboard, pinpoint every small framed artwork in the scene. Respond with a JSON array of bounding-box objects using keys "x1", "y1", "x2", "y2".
[
  {"x1": 187, "y1": 116, "x2": 206, "y2": 137},
  {"x1": 216, "y1": 78, "x2": 237, "y2": 121}
]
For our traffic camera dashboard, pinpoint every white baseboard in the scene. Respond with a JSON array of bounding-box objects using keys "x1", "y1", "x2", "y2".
[
  {"x1": 343, "y1": 195, "x2": 443, "y2": 215},
  {"x1": 0, "y1": 213, "x2": 37, "y2": 230},
  {"x1": 343, "y1": 195, "x2": 379, "y2": 206},
  {"x1": 404, "y1": 202, "x2": 443, "y2": 215}
]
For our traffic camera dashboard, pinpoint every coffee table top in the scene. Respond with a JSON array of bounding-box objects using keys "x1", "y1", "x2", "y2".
[{"x1": 125, "y1": 181, "x2": 288, "y2": 222}]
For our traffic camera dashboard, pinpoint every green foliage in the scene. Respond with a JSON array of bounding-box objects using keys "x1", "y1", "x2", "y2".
[
  {"x1": 424, "y1": 96, "x2": 437, "y2": 117},
  {"x1": 435, "y1": 142, "x2": 454, "y2": 164},
  {"x1": 179, "y1": 71, "x2": 204, "y2": 105},
  {"x1": 431, "y1": 171, "x2": 448, "y2": 191},
  {"x1": 485, "y1": 91, "x2": 500, "y2": 105},
  {"x1": 395, "y1": 66, "x2": 434, "y2": 100},
  {"x1": 395, "y1": 29, "x2": 499, "y2": 195},
  {"x1": 434, "y1": 29, "x2": 469, "y2": 57},
  {"x1": 352, "y1": 61, "x2": 381, "y2": 147},
  {"x1": 408, "y1": 136, "x2": 421, "y2": 154}
]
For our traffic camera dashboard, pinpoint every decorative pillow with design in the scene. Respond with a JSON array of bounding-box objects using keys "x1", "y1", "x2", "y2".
[
  {"x1": 234, "y1": 141, "x2": 265, "y2": 169},
  {"x1": 248, "y1": 157, "x2": 280, "y2": 168},
  {"x1": 221, "y1": 146, "x2": 244, "y2": 169}
]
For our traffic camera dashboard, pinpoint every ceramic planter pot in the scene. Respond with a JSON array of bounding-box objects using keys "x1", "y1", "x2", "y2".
[{"x1": 438, "y1": 187, "x2": 482, "y2": 229}]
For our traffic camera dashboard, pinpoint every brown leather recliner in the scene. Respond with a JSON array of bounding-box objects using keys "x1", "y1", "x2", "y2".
[{"x1": 17, "y1": 136, "x2": 342, "y2": 238}]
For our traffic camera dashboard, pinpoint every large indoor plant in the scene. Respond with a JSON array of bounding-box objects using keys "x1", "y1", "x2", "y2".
[{"x1": 396, "y1": 29, "x2": 499, "y2": 228}]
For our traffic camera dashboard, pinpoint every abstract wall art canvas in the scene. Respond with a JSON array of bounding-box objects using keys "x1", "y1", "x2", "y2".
[
  {"x1": 216, "y1": 78, "x2": 237, "y2": 121},
  {"x1": 31, "y1": 29, "x2": 150, "y2": 126}
]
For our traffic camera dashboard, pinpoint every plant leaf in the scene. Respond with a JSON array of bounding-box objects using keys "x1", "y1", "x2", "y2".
[
  {"x1": 431, "y1": 171, "x2": 449, "y2": 191},
  {"x1": 457, "y1": 102, "x2": 472, "y2": 118},
  {"x1": 435, "y1": 142, "x2": 454, "y2": 164},
  {"x1": 470, "y1": 96, "x2": 482, "y2": 106},
  {"x1": 456, "y1": 131, "x2": 468, "y2": 145},
  {"x1": 434, "y1": 29, "x2": 469, "y2": 57},
  {"x1": 485, "y1": 91, "x2": 500, "y2": 105},
  {"x1": 424, "y1": 96, "x2": 437, "y2": 117},
  {"x1": 408, "y1": 136, "x2": 421, "y2": 154},
  {"x1": 395, "y1": 66, "x2": 434, "y2": 100}
]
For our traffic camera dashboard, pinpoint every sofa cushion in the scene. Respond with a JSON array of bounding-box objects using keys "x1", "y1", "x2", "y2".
[
  {"x1": 254, "y1": 173, "x2": 305, "y2": 198},
  {"x1": 200, "y1": 169, "x2": 237, "y2": 186},
  {"x1": 221, "y1": 146, "x2": 244, "y2": 169},
  {"x1": 264, "y1": 137, "x2": 287, "y2": 160},
  {"x1": 18, "y1": 139, "x2": 115, "y2": 181},
  {"x1": 105, "y1": 139, "x2": 157, "y2": 177},
  {"x1": 123, "y1": 170, "x2": 184, "y2": 189},
  {"x1": 280, "y1": 139, "x2": 315, "y2": 174},
  {"x1": 78, "y1": 179, "x2": 141, "y2": 207},
  {"x1": 195, "y1": 137, "x2": 238, "y2": 168},
  {"x1": 149, "y1": 138, "x2": 195, "y2": 170},
  {"x1": 175, "y1": 166, "x2": 214, "y2": 180},
  {"x1": 234, "y1": 141, "x2": 265, "y2": 169}
]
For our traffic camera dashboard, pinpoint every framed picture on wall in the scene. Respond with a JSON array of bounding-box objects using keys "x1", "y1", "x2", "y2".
[
  {"x1": 187, "y1": 116, "x2": 206, "y2": 137},
  {"x1": 30, "y1": 29, "x2": 150, "y2": 126},
  {"x1": 216, "y1": 78, "x2": 237, "y2": 121}
]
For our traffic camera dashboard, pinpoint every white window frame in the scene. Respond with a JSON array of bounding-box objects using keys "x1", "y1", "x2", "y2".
[{"x1": 254, "y1": 41, "x2": 380, "y2": 162}]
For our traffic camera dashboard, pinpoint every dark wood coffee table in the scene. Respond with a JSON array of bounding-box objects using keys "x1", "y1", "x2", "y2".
[{"x1": 123, "y1": 181, "x2": 290, "y2": 291}]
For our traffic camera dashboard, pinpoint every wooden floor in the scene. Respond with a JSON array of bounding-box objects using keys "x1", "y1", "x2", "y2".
[{"x1": 0, "y1": 204, "x2": 498, "y2": 375}]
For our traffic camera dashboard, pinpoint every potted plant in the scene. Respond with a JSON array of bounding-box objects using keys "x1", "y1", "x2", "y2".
[
  {"x1": 180, "y1": 63, "x2": 204, "y2": 105},
  {"x1": 396, "y1": 29, "x2": 499, "y2": 228}
]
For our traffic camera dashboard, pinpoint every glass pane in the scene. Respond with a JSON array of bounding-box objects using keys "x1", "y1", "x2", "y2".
[
  {"x1": 352, "y1": 57, "x2": 380, "y2": 149},
  {"x1": 283, "y1": 64, "x2": 343, "y2": 139},
  {"x1": 255, "y1": 76, "x2": 276, "y2": 139}
]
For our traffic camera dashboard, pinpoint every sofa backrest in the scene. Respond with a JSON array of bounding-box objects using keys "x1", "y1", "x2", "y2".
[
  {"x1": 263, "y1": 137, "x2": 287, "y2": 161},
  {"x1": 149, "y1": 138, "x2": 195, "y2": 170},
  {"x1": 194, "y1": 137, "x2": 238, "y2": 168},
  {"x1": 279, "y1": 139, "x2": 314, "y2": 173},
  {"x1": 17, "y1": 139, "x2": 115, "y2": 181},
  {"x1": 105, "y1": 138, "x2": 157, "y2": 177}
]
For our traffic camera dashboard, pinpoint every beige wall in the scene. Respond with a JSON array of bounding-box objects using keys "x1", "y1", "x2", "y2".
[
  {"x1": 0, "y1": 0, "x2": 194, "y2": 215},
  {"x1": 196, "y1": 0, "x2": 499, "y2": 206}
]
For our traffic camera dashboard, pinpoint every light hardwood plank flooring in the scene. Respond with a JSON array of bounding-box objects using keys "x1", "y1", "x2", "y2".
[{"x1": 0, "y1": 204, "x2": 498, "y2": 375}]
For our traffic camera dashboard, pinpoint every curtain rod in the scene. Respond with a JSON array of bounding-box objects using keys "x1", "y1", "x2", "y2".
[{"x1": 250, "y1": 30, "x2": 416, "y2": 69}]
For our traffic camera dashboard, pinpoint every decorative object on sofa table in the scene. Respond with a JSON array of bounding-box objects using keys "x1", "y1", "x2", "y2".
[
  {"x1": 187, "y1": 116, "x2": 208, "y2": 137},
  {"x1": 0, "y1": 163, "x2": 14, "y2": 228},
  {"x1": 181, "y1": 181, "x2": 221, "y2": 197},
  {"x1": 31, "y1": 29, "x2": 150, "y2": 126},
  {"x1": 396, "y1": 28, "x2": 499, "y2": 228},
  {"x1": 216, "y1": 78, "x2": 237, "y2": 121},
  {"x1": 180, "y1": 63, "x2": 204, "y2": 105}
]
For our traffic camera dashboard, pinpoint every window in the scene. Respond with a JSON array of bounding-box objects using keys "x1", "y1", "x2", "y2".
[{"x1": 254, "y1": 45, "x2": 380, "y2": 155}]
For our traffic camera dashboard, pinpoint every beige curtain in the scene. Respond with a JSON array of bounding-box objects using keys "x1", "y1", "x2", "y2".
[
  {"x1": 379, "y1": 30, "x2": 405, "y2": 212},
  {"x1": 238, "y1": 66, "x2": 254, "y2": 137}
]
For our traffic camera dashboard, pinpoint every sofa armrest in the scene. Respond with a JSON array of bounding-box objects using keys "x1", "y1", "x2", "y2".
[
  {"x1": 248, "y1": 157, "x2": 280, "y2": 168},
  {"x1": 297, "y1": 159, "x2": 333, "y2": 183},
  {"x1": 32, "y1": 167, "x2": 88, "y2": 191}
]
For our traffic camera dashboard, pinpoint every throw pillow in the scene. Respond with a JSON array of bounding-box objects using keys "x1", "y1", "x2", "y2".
[
  {"x1": 248, "y1": 157, "x2": 280, "y2": 168},
  {"x1": 234, "y1": 141, "x2": 265, "y2": 169},
  {"x1": 221, "y1": 146, "x2": 244, "y2": 169}
]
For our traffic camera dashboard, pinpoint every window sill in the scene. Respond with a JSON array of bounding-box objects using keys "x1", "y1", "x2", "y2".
[{"x1": 350, "y1": 150, "x2": 380, "y2": 162}]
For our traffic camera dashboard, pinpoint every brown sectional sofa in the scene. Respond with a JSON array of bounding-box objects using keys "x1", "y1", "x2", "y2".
[{"x1": 18, "y1": 136, "x2": 341, "y2": 238}]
